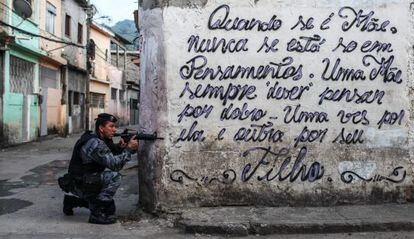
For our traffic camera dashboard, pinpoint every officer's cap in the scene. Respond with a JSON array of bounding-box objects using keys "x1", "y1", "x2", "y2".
[{"x1": 95, "y1": 113, "x2": 118, "y2": 127}]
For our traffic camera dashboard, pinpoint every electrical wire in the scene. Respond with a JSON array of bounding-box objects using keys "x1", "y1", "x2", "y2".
[
  {"x1": 0, "y1": 2, "x2": 85, "y2": 48},
  {"x1": 0, "y1": 2, "x2": 14, "y2": 13},
  {"x1": 0, "y1": 20, "x2": 85, "y2": 48}
]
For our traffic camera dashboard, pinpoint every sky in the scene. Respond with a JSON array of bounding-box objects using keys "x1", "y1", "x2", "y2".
[{"x1": 90, "y1": 0, "x2": 138, "y2": 26}]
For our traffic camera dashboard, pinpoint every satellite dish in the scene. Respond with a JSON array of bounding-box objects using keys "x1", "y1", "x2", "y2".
[
  {"x1": 87, "y1": 4, "x2": 97, "y2": 17},
  {"x1": 13, "y1": 0, "x2": 32, "y2": 19}
]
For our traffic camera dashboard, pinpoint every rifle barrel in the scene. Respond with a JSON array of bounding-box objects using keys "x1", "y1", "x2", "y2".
[{"x1": 114, "y1": 133, "x2": 163, "y2": 141}]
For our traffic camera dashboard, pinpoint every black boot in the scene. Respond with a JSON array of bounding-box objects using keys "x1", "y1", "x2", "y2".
[
  {"x1": 105, "y1": 200, "x2": 116, "y2": 216},
  {"x1": 88, "y1": 200, "x2": 117, "y2": 224},
  {"x1": 63, "y1": 195, "x2": 89, "y2": 216}
]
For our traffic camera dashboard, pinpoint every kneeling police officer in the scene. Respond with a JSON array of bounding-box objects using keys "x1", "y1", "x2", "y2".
[{"x1": 59, "y1": 113, "x2": 138, "y2": 224}]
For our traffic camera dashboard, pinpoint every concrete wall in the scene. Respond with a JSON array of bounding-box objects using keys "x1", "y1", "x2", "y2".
[
  {"x1": 39, "y1": 0, "x2": 66, "y2": 136},
  {"x1": 108, "y1": 65, "x2": 128, "y2": 125},
  {"x1": 89, "y1": 80, "x2": 109, "y2": 129},
  {"x1": 138, "y1": 0, "x2": 414, "y2": 211},
  {"x1": 4, "y1": 50, "x2": 40, "y2": 144},
  {"x1": 90, "y1": 25, "x2": 111, "y2": 81},
  {"x1": 67, "y1": 67, "x2": 86, "y2": 133},
  {"x1": 111, "y1": 51, "x2": 140, "y2": 125},
  {"x1": 2, "y1": 0, "x2": 42, "y2": 145},
  {"x1": 62, "y1": 0, "x2": 87, "y2": 70},
  {"x1": 39, "y1": 0, "x2": 67, "y2": 65}
]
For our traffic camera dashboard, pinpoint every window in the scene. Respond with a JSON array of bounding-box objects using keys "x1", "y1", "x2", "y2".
[
  {"x1": 111, "y1": 88, "x2": 117, "y2": 100},
  {"x1": 40, "y1": 66, "x2": 58, "y2": 89},
  {"x1": 14, "y1": 0, "x2": 33, "y2": 19},
  {"x1": 90, "y1": 93, "x2": 105, "y2": 108},
  {"x1": 65, "y1": 14, "x2": 71, "y2": 37},
  {"x1": 9, "y1": 56, "x2": 34, "y2": 95},
  {"x1": 46, "y1": 2, "x2": 56, "y2": 34},
  {"x1": 119, "y1": 90, "x2": 125, "y2": 103},
  {"x1": 77, "y1": 23, "x2": 83, "y2": 44},
  {"x1": 73, "y1": 92, "x2": 80, "y2": 105},
  {"x1": 68, "y1": 91, "x2": 73, "y2": 116}
]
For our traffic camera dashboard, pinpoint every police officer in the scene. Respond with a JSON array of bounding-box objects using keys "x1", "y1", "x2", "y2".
[{"x1": 61, "y1": 113, "x2": 138, "y2": 224}]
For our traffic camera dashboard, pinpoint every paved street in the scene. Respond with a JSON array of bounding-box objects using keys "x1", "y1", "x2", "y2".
[
  {"x1": 0, "y1": 132, "x2": 182, "y2": 238},
  {"x1": 1, "y1": 133, "x2": 414, "y2": 238}
]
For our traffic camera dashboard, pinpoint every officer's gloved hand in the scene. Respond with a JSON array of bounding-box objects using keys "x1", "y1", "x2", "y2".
[{"x1": 126, "y1": 135, "x2": 139, "y2": 152}]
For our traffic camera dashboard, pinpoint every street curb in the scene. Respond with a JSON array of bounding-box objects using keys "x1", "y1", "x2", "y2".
[
  {"x1": 178, "y1": 220, "x2": 250, "y2": 236},
  {"x1": 249, "y1": 221, "x2": 414, "y2": 235},
  {"x1": 179, "y1": 219, "x2": 414, "y2": 236},
  {"x1": 176, "y1": 205, "x2": 414, "y2": 236}
]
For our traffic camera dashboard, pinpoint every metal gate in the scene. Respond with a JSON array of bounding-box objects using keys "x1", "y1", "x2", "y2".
[
  {"x1": 9, "y1": 55, "x2": 35, "y2": 142},
  {"x1": 40, "y1": 66, "x2": 59, "y2": 136}
]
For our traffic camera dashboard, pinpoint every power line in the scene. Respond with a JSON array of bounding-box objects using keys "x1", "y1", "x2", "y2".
[
  {"x1": 0, "y1": 2, "x2": 14, "y2": 13},
  {"x1": 0, "y1": 20, "x2": 85, "y2": 48},
  {"x1": 0, "y1": 2, "x2": 85, "y2": 48}
]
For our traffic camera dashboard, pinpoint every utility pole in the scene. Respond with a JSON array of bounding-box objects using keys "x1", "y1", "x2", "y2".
[{"x1": 85, "y1": 0, "x2": 93, "y2": 130}]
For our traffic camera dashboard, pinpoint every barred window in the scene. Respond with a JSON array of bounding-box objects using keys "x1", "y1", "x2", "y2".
[
  {"x1": 10, "y1": 56, "x2": 34, "y2": 95},
  {"x1": 90, "y1": 93, "x2": 105, "y2": 109},
  {"x1": 111, "y1": 88, "x2": 117, "y2": 100}
]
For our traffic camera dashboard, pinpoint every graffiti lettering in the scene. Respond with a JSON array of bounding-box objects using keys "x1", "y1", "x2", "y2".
[
  {"x1": 177, "y1": 121, "x2": 206, "y2": 142},
  {"x1": 291, "y1": 15, "x2": 315, "y2": 30},
  {"x1": 322, "y1": 58, "x2": 366, "y2": 82},
  {"x1": 287, "y1": 35, "x2": 326, "y2": 53},
  {"x1": 208, "y1": 4, "x2": 283, "y2": 32},
  {"x1": 257, "y1": 36, "x2": 279, "y2": 53},
  {"x1": 177, "y1": 104, "x2": 214, "y2": 123},
  {"x1": 332, "y1": 128, "x2": 364, "y2": 144},
  {"x1": 266, "y1": 81, "x2": 311, "y2": 101},
  {"x1": 293, "y1": 126, "x2": 328, "y2": 147},
  {"x1": 318, "y1": 87, "x2": 385, "y2": 105},
  {"x1": 233, "y1": 121, "x2": 284, "y2": 143},
  {"x1": 337, "y1": 110, "x2": 370, "y2": 125},
  {"x1": 362, "y1": 55, "x2": 402, "y2": 84},
  {"x1": 338, "y1": 7, "x2": 393, "y2": 33},
  {"x1": 377, "y1": 110, "x2": 405, "y2": 129},
  {"x1": 332, "y1": 37, "x2": 358, "y2": 53},
  {"x1": 220, "y1": 103, "x2": 267, "y2": 121},
  {"x1": 283, "y1": 104, "x2": 329, "y2": 124},
  {"x1": 217, "y1": 128, "x2": 226, "y2": 140},
  {"x1": 361, "y1": 40, "x2": 393, "y2": 53},
  {"x1": 179, "y1": 82, "x2": 257, "y2": 106},
  {"x1": 179, "y1": 55, "x2": 303, "y2": 81},
  {"x1": 171, "y1": 4, "x2": 406, "y2": 194},
  {"x1": 241, "y1": 146, "x2": 324, "y2": 183},
  {"x1": 187, "y1": 35, "x2": 249, "y2": 53},
  {"x1": 320, "y1": 12, "x2": 335, "y2": 30}
]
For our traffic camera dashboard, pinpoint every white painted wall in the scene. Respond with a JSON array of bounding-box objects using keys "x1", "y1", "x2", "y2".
[{"x1": 140, "y1": 0, "x2": 414, "y2": 209}]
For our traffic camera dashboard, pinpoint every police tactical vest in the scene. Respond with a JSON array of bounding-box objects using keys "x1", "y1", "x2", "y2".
[{"x1": 68, "y1": 131, "x2": 106, "y2": 176}]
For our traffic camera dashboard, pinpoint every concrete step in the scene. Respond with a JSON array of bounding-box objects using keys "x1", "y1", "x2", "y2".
[{"x1": 177, "y1": 204, "x2": 414, "y2": 236}]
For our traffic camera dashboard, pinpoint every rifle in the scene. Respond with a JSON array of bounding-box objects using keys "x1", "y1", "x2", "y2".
[{"x1": 114, "y1": 129, "x2": 164, "y2": 143}]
